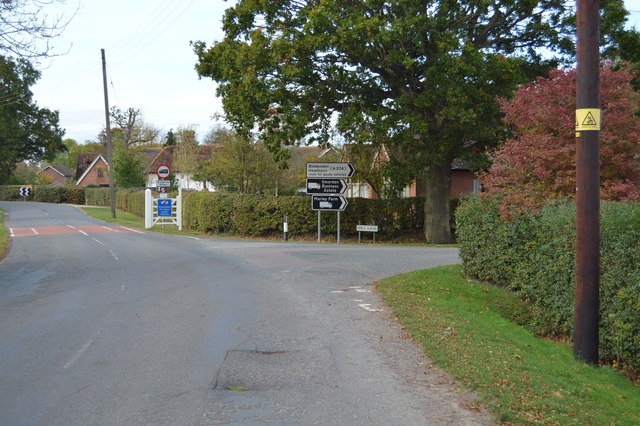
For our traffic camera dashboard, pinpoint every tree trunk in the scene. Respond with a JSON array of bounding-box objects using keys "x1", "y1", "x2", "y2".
[{"x1": 423, "y1": 161, "x2": 452, "y2": 244}]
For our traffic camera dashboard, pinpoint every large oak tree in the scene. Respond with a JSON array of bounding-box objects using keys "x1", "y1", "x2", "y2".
[{"x1": 194, "y1": 0, "x2": 638, "y2": 243}]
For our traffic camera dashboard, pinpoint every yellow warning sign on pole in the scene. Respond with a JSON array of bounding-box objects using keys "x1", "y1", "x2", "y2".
[{"x1": 575, "y1": 109, "x2": 601, "y2": 131}]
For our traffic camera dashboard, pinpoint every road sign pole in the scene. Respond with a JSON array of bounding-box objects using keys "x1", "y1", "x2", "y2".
[
  {"x1": 337, "y1": 211, "x2": 341, "y2": 244},
  {"x1": 317, "y1": 211, "x2": 321, "y2": 243}
]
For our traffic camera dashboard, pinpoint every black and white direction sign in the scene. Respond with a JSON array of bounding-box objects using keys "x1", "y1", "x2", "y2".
[
  {"x1": 306, "y1": 162, "x2": 355, "y2": 178},
  {"x1": 19, "y1": 187, "x2": 31, "y2": 197},
  {"x1": 306, "y1": 178, "x2": 347, "y2": 195},
  {"x1": 312, "y1": 195, "x2": 348, "y2": 211}
]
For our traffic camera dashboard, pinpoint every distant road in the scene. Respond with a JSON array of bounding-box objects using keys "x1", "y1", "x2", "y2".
[{"x1": 0, "y1": 202, "x2": 490, "y2": 425}]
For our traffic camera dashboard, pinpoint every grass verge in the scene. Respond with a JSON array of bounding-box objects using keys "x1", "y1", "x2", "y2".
[
  {"x1": 376, "y1": 264, "x2": 639, "y2": 425},
  {"x1": 79, "y1": 207, "x2": 202, "y2": 237},
  {"x1": 0, "y1": 209, "x2": 8, "y2": 260}
]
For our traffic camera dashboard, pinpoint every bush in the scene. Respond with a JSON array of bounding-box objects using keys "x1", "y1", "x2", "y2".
[{"x1": 457, "y1": 197, "x2": 640, "y2": 373}]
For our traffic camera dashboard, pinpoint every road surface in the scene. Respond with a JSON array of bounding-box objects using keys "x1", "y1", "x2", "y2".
[{"x1": 0, "y1": 202, "x2": 491, "y2": 425}]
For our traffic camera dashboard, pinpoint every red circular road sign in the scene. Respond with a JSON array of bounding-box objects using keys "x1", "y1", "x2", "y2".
[{"x1": 156, "y1": 164, "x2": 171, "y2": 179}]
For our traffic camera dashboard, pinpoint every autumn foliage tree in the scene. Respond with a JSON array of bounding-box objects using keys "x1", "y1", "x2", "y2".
[{"x1": 482, "y1": 64, "x2": 640, "y2": 215}]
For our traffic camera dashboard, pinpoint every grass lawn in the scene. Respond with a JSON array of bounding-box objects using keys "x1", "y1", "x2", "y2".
[{"x1": 376, "y1": 264, "x2": 640, "y2": 425}]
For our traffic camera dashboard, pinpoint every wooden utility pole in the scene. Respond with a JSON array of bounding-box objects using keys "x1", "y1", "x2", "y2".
[
  {"x1": 101, "y1": 48, "x2": 116, "y2": 219},
  {"x1": 574, "y1": 0, "x2": 600, "y2": 364}
]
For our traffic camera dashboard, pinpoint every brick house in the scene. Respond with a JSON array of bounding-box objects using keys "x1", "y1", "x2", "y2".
[
  {"x1": 75, "y1": 154, "x2": 110, "y2": 187},
  {"x1": 37, "y1": 165, "x2": 74, "y2": 186},
  {"x1": 339, "y1": 144, "x2": 480, "y2": 199}
]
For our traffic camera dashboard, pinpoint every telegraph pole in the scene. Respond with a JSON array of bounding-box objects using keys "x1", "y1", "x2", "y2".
[
  {"x1": 101, "y1": 49, "x2": 116, "y2": 219},
  {"x1": 574, "y1": 0, "x2": 600, "y2": 364}
]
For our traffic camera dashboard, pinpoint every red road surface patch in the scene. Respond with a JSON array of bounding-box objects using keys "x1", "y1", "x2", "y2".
[{"x1": 10, "y1": 225, "x2": 143, "y2": 237}]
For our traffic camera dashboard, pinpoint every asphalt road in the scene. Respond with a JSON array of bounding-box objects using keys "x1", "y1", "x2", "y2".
[{"x1": 0, "y1": 202, "x2": 491, "y2": 425}]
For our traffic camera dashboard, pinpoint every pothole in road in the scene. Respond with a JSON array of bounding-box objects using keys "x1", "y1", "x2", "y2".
[{"x1": 215, "y1": 349, "x2": 334, "y2": 391}]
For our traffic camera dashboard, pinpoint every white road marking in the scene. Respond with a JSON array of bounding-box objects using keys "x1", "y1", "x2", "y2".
[
  {"x1": 331, "y1": 290, "x2": 347, "y2": 293},
  {"x1": 63, "y1": 339, "x2": 94, "y2": 369},
  {"x1": 109, "y1": 250, "x2": 119, "y2": 261},
  {"x1": 67, "y1": 225, "x2": 77, "y2": 229},
  {"x1": 9, "y1": 228, "x2": 14, "y2": 237},
  {"x1": 30, "y1": 228, "x2": 38, "y2": 235},
  {"x1": 359, "y1": 304, "x2": 382, "y2": 312},
  {"x1": 92, "y1": 238, "x2": 106, "y2": 246},
  {"x1": 355, "y1": 289, "x2": 371, "y2": 293},
  {"x1": 78, "y1": 230, "x2": 89, "y2": 236},
  {"x1": 120, "y1": 226, "x2": 145, "y2": 234},
  {"x1": 354, "y1": 299, "x2": 364, "y2": 302},
  {"x1": 101, "y1": 226, "x2": 116, "y2": 232}
]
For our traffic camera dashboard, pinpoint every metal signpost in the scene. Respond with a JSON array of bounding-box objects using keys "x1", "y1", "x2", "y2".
[
  {"x1": 356, "y1": 224, "x2": 379, "y2": 244},
  {"x1": 307, "y1": 163, "x2": 354, "y2": 243}
]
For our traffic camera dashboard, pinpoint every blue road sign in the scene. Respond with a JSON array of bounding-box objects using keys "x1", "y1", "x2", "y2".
[{"x1": 158, "y1": 199, "x2": 172, "y2": 217}]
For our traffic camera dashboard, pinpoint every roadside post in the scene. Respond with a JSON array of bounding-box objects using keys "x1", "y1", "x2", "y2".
[
  {"x1": 307, "y1": 162, "x2": 354, "y2": 244},
  {"x1": 283, "y1": 215, "x2": 289, "y2": 241}
]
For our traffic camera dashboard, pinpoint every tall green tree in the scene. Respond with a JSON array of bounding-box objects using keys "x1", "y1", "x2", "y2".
[
  {"x1": 112, "y1": 144, "x2": 146, "y2": 188},
  {"x1": 195, "y1": 132, "x2": 279, "y2": 194},
  {"x1": 194, "y1": 0, "x2": 638, "y2": 243},
  {"x1": 0, "y1": 55, "x2": 65, "y2": 183}
]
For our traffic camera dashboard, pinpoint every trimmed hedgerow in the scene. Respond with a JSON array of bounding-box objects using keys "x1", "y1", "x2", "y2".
[
  {"x1": 181, "y1": 192, "x2": 434, "y2": 240},
  {"x1": 85, "y1": 188, "x2": 111, "y2": 206},
  {"x1": 0, "y1": 185, "x2": 85, "y2": 204},
  {"x1": 0, "y1": 186, "x2": 24, "y2": 201},
  {"x1": 456, "y1": 196, "x2": 640, "y2": 373}
]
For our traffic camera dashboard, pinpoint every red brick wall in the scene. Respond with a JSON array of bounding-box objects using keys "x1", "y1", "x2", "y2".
[
  {"x1": 451, "y1": 170, "x2": 476, "y2": 197},
  {"x1": 77, "y1": 158, "x2": 110, "y2": 187},
  {"x1": 412, "y1": 170, "x2": 477, "y2": 198}
]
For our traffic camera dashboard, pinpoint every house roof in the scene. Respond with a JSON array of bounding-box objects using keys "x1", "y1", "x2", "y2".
[
  {"x1": 144, "y1": 144, "x2": 222, "y2": 174},
  {"x1": 76, "y1": 153, "x2": 100, "y2": 181},
  {"x1": 40, "y1": 164, "x2": 74, "y2": 178},
  {"x1": 76, "y1": 155, "x2": 108, "y2": 185}
]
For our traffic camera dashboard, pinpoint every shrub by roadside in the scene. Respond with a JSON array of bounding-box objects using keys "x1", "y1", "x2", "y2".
[{"x1": 456, "y1": 196, "x2": 640, "y2": 374}]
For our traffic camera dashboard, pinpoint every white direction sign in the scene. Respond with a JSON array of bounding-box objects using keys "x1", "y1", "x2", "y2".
[
  {"x1": 306, "y1": 162, "x2": 355, "y2": 179},
  {"x1": 312, "y1": 195, "x2": 348, "y2": 211},
  {"x1": 356, "y1": 225, "x2": 379, "y2": 232}
]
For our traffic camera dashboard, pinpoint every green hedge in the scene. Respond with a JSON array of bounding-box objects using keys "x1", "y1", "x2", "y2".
[
  {"x1": 0, "y1": 186, "x2": 23, "y2": 201},
  {"x1": 0, "y1": 185, "x2": 85, "y2": 204},
  {"x1": 182, "y1": 192, "x2": 431, "y2": 239},
  {"x1": 456, "y1": 196, "x2": 640, "y2": 373}
]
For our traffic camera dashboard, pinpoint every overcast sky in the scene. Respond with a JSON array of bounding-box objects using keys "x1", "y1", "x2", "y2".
[
  {"x1": 32, "y1": 0, "x2": 236, "y2": 144},
  {"x1": 30, "y1": 0, "x2": 640, "y2": 145}
]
